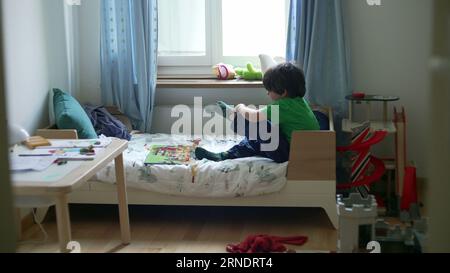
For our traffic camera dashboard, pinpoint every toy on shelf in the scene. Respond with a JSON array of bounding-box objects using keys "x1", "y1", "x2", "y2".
[
  {"x1": 235, "y1": 63, "x2": 263, "y2": 81},
  {"x1": 342, "y1": 94, "x2": 413, "y2": 217},
  {"x1": 337, "y1": 122, "x2": 387, "y2": 197},
  {"x1": 375, "y1": 217, "x2": 427, "y2": 253},
  {"x1": 337, "y1": 193, "x2": 378, "y2": 253},
  {"x1": 337, "y1": 193, "x2": 428, "y2": 253},
  {"x1": 212, "y1": 63, "x2": 236, "y2": 80},
  {"x1": 343, "y1": 93, "x2": 400, "y2": 133},
  {"x1": 392, "y1": 107, "x2": 419, "y2": 216},
  {"x1": 399, "y1": 202, "x2": 421, "y2": 223},
  {"x1": 351, "y1": 92, "x2": 366, "y2": 99}
]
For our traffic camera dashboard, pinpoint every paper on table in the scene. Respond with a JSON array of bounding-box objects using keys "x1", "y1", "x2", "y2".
[
  {"x1": 10, "y1": 155, "x2": 56, "y2": 172},
  {"x1": 11, "y1": 161, "x2": 82, "y2": 182},
  {"x1": 36, "y1": 136, "x2": 112, "y2": 149},
  {"x1": 18, "y1": 147, "x2": 101, "y2": 161}
]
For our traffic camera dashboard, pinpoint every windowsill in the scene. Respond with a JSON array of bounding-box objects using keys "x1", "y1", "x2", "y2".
[{"x1": 157, "y1": 78, "x2": 264, "y2": 89}]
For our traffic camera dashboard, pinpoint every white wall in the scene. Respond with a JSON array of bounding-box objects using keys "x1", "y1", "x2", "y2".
[
  {"x1": 78, "y1": 0, "x2": 433, "y2": 176},
  {"x1": 79, "y1": 0, "x2": 101, "y2": 103},
  {"x1": 2, "y1": 0, "x2": 70, "y2": 134}
]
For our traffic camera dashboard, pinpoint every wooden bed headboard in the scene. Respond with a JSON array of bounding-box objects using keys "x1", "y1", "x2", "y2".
[{"x1": 286, "y1": 106, "x2": 336, "y2": 181}]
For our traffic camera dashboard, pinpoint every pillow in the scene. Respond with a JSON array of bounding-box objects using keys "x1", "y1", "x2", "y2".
[{"x1": 53, "y1": 88, "x2": 97, "y2": 139}]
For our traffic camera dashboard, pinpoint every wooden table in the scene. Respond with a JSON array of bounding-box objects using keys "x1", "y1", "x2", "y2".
[{"x1": 11, "y1": 138, "x2": 130, "y2": 252}]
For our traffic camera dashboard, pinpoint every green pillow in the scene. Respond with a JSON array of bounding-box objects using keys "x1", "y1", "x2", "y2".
[{"x1": 53, "y1": 88, "x2": 97, "y2": 139}]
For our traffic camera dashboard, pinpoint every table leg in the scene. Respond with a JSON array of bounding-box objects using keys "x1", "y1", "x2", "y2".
[
  {"x1": 55, "y1": 194, "x2": 71, "y2": 253},
  {"x1": 115, "y1": 153, "x2": 131, "y2": 245}
]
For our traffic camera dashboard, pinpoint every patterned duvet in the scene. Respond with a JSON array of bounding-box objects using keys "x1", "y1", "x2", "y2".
[{"x1": 95, "y1": 134, "x2": 288, "y2": 198}]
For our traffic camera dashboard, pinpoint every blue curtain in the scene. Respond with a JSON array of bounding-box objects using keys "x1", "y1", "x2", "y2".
[
  {"x1": 286, "y1": 0, "x2": 351, "y2": 120},
  {"x1": 101, "y1": 0, "x2": 158, "y2": 132}
]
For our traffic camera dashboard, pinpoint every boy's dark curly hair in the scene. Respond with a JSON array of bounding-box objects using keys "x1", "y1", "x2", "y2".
[{"x1": 262, "y1": 62, "x2": 306, "y2": 98}]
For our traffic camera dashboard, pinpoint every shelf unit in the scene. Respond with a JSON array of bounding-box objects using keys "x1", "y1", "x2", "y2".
[{"x1": 344, "y1": 95, "x2": 406, "y2": 201}]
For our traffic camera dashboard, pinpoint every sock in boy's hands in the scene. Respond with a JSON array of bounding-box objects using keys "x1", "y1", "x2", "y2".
[
  {"x1": 217, "y1": 101, "x2": 234, "y2": 112},
  {"x1": 216, "y1": 101, "x2": 236, "y2": 119}
]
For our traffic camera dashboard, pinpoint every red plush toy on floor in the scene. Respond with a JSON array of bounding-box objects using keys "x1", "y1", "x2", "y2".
[{"x1": 226, "y1": 234, "x2": 308, "y2": 253}]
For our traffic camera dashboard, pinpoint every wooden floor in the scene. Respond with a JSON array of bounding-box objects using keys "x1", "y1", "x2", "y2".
[{"x1": 17, "y1": 205, "x2": 337, "y2": 253}]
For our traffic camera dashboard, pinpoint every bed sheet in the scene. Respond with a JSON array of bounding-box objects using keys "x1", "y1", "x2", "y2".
[{"x1": 95, "y1": 134, "x2": 288, "y2": 198}]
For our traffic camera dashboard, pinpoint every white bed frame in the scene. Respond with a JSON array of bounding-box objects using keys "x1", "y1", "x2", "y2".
[{"x1": 38, "y1": 107, "x2": 338, "y2": 229}]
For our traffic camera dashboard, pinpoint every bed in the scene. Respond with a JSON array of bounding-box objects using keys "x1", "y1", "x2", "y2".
[{"x1": 37, "y1": 106, "x2": 338, "y2": 229}]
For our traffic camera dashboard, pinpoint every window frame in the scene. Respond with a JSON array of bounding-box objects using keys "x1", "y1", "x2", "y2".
[{"x1": 157, "y1": 0, "x2": 290, "y2": 76}]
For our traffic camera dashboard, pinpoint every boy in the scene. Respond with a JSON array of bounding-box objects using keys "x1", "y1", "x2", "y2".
[{"x1": 195, "y1": 63, "x2": 319, "y2": 163}]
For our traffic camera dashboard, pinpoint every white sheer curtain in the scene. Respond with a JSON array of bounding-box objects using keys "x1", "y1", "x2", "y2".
[{"x1": 158, "y1": 0, "x2": 206, "y2": 57}]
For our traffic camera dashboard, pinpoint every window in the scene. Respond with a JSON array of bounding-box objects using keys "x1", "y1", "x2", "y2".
[
  {"x1": 158, "y1": 0, "x2": 290, "y2": 76},
  {"x1": 158, "y1": 0, "x2": 208, "y2": 63}
]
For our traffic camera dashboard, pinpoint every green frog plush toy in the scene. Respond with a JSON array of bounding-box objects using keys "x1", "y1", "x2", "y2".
[{"x1": 235, "y1": 63, "x2": 263, "y2": 81}]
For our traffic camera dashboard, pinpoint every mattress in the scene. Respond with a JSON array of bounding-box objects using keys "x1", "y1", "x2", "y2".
[{"x1": 95, "y1": 134, "x2": 288, "y2": 198}]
